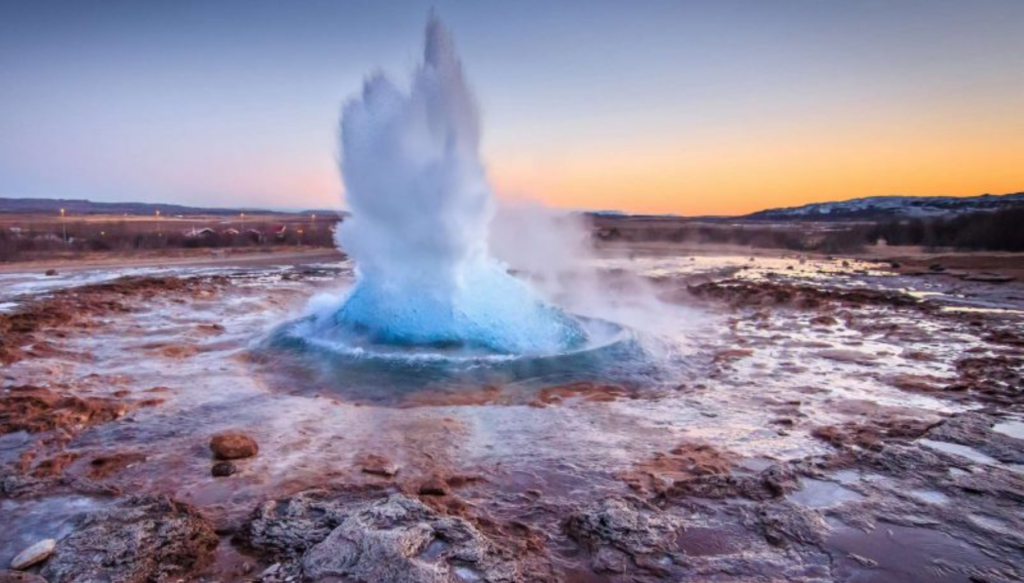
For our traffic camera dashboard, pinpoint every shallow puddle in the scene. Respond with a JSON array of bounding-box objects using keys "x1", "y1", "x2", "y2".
[
  {"x1": 992, "y1": 420, "x2": 1024, "y2": 440},
  {"x1": 787, "y1": 478, "x2": 864, "y2": 509},
  {"x1": 919, "y1": 439, "x2": 1000, "y2": 466},
  {"x1": 827, "y1": 522, "x2": 1015, "y2": 582}
]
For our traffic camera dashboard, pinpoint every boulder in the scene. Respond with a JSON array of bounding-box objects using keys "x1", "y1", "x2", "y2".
[
  {"x1": 740, "y1": 502, "x2": 830, "y2": 547},
  {"x1": 239, "y1": 490, "x2": 551, "y2": 582},
  {"x1": 40, "y1": 495, "x2": 217, "y2": 583},
  {"x1": 565, "y1": 496, "x2": 682, "y2": 577},
  {"x1": 302, "y1": 494, "x2": 517, "y2": 583},
  {"x1": 237, "y1": 489, "x2": 360, "y2": 559}
]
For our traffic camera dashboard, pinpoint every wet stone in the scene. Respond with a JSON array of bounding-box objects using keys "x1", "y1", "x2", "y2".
[
  {"x1": 9, "y1": 539, "x2": 55, "y2": 570},
  {"x1": 741, "y1": 502, "x2": 830, "y2": 547},
  {"x1": 301, "y1": 494, "x2": 518, "y2": 582},
  {"x1": 211, "y1": 461, "x2": 236, "y2": 477},
  {"x1": 236, "y1": 489, "x2": 353, "y2": 559},
  {"x1": 241, "y1": 491, "x2": 519, "y2": 583},
  {"x1": 565, "y1": 496, "x2": 682, "y2": 579}
]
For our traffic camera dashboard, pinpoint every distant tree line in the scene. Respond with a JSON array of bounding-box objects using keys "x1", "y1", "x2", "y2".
[
  {"x1": 865, "y1": 208, "x2": 1024, "y2": 251},
  {"x1": 594, "y1": 207, "x2": 1024, "y2": 253},
  {"x1": 0, "y1": 219, "x2": 338, "y2": 262}
]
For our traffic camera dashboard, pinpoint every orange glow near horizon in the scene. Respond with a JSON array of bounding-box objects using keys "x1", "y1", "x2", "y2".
[
  {"x1": 289, "y1": 106, "x2": 1024, "y2": 217},
  {"x1": 484, "y1": 119, "x2": 1024, "y2": 216}
]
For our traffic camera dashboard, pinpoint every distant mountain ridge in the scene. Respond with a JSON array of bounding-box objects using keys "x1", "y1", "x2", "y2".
[
  {"x1": 0, "y1": 197, "x2": 345, "y2": 217},
  {"x1": 743, "y1": 192, "x2": 1024, "y2": 221}
]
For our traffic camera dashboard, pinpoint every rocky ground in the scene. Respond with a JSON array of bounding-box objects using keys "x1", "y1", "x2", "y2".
[{"x1": 0, "y1": 252, "x2": 1021, "y2": 582}]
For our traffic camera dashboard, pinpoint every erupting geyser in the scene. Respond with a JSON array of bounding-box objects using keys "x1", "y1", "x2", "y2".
[{"x1": 319, "y1": 17, "x2": 586, "y2": 355}]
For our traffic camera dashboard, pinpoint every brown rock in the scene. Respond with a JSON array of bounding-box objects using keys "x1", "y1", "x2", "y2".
[
  {"x1": 0, "y1": 386, "x2": 129, "y2": 435},
  {"x1": 620, "y1": 441, "x2": 734, "y2": 494},
  {"x1": 530, "y1": 381, "x2": 631, "y2": 407},
  {"x1": 210, "y1": 432, "x2": 258, "y2": 460},
  {"x1": 156, "y1": 344, "x2": 198, "y2": 359},
  {"x1": 88, "y1": 452, "x2": 147, "y2": 479},
  {"x1": 358, "y1": 454, "x2": 398, "y2": 477},
  {"x1": 417, "y1": 476, "x2": 450, "y2": 496},
  {"x1": 810, "y1": 314, "x2": 838, "y2": 326},
  {"x1": 30, "y1": 453, "x2": 79, "y2": 478},
  {"x1": 398, "y1": 385, "x2": 503, "y2": 407},
  {"x1": 0, "y1": 275, "x2": 225, "y2": 366},
  {"x1": 712, "y1": 348, "x2": 755, "y2": 363}
]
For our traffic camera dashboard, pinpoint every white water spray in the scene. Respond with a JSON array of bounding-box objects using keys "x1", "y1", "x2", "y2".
[{"x1": 322, "y1": 17, "x2": 585, "y2": 354}]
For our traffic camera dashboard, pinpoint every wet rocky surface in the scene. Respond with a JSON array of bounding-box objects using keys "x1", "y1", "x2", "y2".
[{"x1": 0, "y1": 253, "x2": 1021, "y2": 581}]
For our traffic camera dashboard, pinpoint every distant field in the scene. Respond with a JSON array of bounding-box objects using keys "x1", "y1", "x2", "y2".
[{"x1": 0, "y1": 212, "x2": 339, "y2": 262}]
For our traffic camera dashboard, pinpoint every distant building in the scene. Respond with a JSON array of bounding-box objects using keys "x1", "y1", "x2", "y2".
[{"x1": 184, "y1": 227, "x2": 216, "y2": 238}]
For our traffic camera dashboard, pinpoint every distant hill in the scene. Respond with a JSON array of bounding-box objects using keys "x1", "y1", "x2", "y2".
[
  {"x1": 0, "y1": 197, "x2": 346, "y2": 218},
  {"x1": 743, "y1": 192, "x2": 1024, "y2": 222},
  {"x1": 6, "y1": 192, "x2": 1021, "y2": 223}
]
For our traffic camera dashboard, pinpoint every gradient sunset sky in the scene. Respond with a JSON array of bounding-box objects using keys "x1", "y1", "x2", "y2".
[{"x1": 1, "y1": 0, "x2": 1022, "y2": 216}]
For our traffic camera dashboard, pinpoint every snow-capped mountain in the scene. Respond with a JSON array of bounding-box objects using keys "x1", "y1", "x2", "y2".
[{"x1": 744, "y1": 192, "x2": 1024, "y2": 221}]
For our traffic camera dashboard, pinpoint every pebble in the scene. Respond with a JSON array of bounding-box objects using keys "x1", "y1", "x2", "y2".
[{"x1": 10, "y1": 539, "x2": 55, "y2": 570}]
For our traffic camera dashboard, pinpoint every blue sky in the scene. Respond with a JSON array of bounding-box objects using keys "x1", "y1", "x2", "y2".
[{"x1": 2, "y1": 0, "x2": 1022, "y2": 214}]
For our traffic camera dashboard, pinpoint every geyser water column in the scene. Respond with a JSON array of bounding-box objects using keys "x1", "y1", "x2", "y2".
[{"x1": 324, "y1": 17, "x2": 586, "y2": 355}]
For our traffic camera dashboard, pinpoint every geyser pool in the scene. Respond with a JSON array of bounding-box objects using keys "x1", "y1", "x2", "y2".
[
  {"x1": 265, "y1": 313, "x2": 647, "y2": 404},
  {"x1": 316, "y1": 16, "x2": 585, "y2": 355}
]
